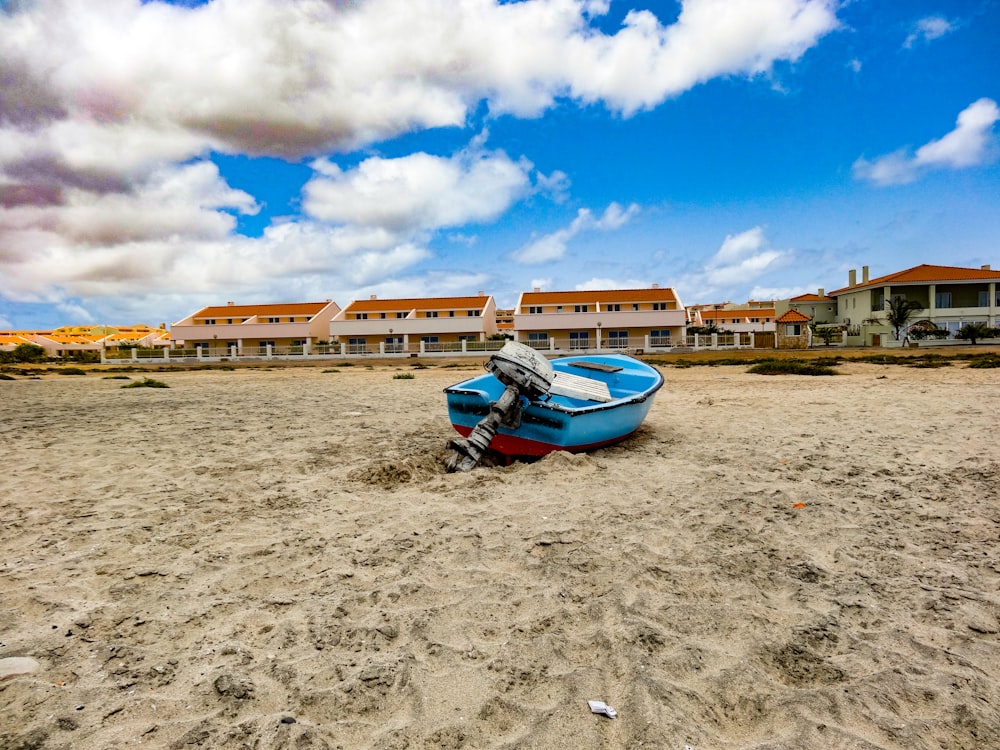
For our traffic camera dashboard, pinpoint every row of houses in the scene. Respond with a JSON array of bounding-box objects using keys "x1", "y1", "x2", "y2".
[{"x1": 3, "y1": 263, "x2": 999, "y2": 359}]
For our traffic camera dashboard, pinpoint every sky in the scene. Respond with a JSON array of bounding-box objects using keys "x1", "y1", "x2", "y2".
[{"x1": 1, "y1": 0, "x2": 998, "y2": 330}]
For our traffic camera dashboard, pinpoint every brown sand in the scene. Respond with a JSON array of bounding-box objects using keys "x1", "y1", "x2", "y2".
[{"x1": 1, "y1": 360, "x2": 999, "y2": 749}]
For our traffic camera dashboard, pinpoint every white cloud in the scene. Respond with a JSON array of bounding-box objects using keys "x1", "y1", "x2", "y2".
[
  {"x1": 303, "y1": 146, "x2": 532, "y2": 231},
  {"x1": 0, "y1": 0, "x2": 841, "y2": 323},
  {"x1": 685, "y1": 226, "x2": 790, "y2": 291},
  {"x1": 0, "y1": 0, "x2": 839, "y2": 163},
  {"x1": 904, "y1": 16, "x2": 954, "y2": 49},
  {"x1": 575, "y1": 277, "x2": 650, "y2": 291},
  {"x1": 853, "y1": 98, "x2": 1000, "y2": 186},
  {"x1": 511, "y1": 202, "x2": 640, "y2": 264}
]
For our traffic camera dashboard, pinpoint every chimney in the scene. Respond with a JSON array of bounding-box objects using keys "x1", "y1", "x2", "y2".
[
  {"x1": 533, "y1": 287, "x2": 541, "y2": 293},
  {"x1": 983, "y1": 264, "x2": 992, "y2": 271},
  {"x1": 651, "y1": 283, "x2": 660, "y2": 289},
  {"x1": 227, "y1": 301, "x2": 234, "y2": 306},
  {"x1": 849, "y1": 269, "x2": 857, "y2": 287},
  {"x1": 477, "y1": 290, "x2": 485, "y2": 296},
  {"x1": 370, "y1": 294, "x2": 377, "y2": 300},
  {"x1": 818, "y1": 288, "x2": 825, "y2": 297},
  {"x1": 862, "y1": 265, "x2": 869, "y2": 283}
]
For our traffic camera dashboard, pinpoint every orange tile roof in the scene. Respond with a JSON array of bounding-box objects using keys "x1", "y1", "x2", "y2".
[
  {"x1": 344, "y1": 295, "x2": 490, "y2": 313},
  {"x1": 829, "y1": 264, "x2": 1000, "y2": 294},
  {"x1": 195, "y1": 302, "x2": 332, "y2": 318},
  {"x1": 701, "y1": 308, "x2": 775, "y2": 320},
  {"x1": 776, "y1": 309, "x2": 812, "y2": 323},
  {"x1": 790, "y1": 293, "x2": 834, "y2": 302},
  {"x1": 521, "y1": 288, "x2": 677, "y2": 304}
]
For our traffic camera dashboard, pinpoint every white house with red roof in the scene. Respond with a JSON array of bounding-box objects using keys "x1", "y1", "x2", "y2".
[
  {"x1": 171, "y1": 300, "x2": 341, "y2": 356},
  {"x1": 828, "y1": 264, "x2": 1000, "y2": 345},
  {"x1": 329, "y1": 293, "x2": 496, "y2": 354},
  {"x1": 513, "y1": 285, "x2": 686, "y2": 351}
]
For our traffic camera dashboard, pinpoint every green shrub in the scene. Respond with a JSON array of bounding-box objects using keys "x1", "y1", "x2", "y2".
[
  {"x1": 967, "y1": 355, "x2": 1000, "y2": 369},
  {"x1": 393, "y1": 372, "x2": 415, "y2": 379},
  {"x1": 103, "y1": 375, "x2": 131, "y2": 380},
  {"x1": 121, "y1": 377, "x2": 169, "y2": 389},
  {"x1": 748, "y1": 359, "x2": 837, "y2": 376},
  {"x1": 57, "y1": 367, "x2": 88, "y2": 376},
  {"x1": 322, "y1": 368, "x2": 341, "y2": 373}
]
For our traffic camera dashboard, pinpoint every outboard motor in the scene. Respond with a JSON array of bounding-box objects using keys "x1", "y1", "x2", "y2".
[{"x1": 446, "y1": 342, "x2": 554, "y2": 472}]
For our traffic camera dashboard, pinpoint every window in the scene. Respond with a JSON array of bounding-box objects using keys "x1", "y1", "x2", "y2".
[
  {"x1": 467, "y1": 310, "x2": 480, "y2": 316},
  {"x1": 258, "y1": 340, "x2": 276, "y2": 353},
  {"x1": 528, "y1": 306, "x2": 543, "y2": 314},
  {"x1": 785, "y1": 324, "x2": 801, "y2": 336},
  {"x1": 420, "y1": 336, "x2": 439, "y2": 343},
  {"x1": 380, "y1": 312, "x2": 387, "y2": 319},
  {"x1": 650, "y1": 329, "x2": 671, "y2": 346},
  {"x1": 449, "y1": 311, "x2": 455, "y2": 317},
  {"x1": 606, "y1": 303, "x2": 621, "y2": 312},
  {"x1": 458, "y1": 335, "x2": 477, "y2": 341},
  {"x1": 205, "y1": 319, "x2": 216, "y2": 325},
  {"x1": 426, "y1": 311, "x2": 439, "y2": 318},
  {"x1": 527, "y1": 332, "x2": 548, "y2": 348},
  {"x1": 397, "y1": 312, "x2": 406, "y2": 318},
  {"x1": 194, "y1": 342, "x2": 210, "y2": 350},
  {"x1": 268, "y1": 317, "x2": 280, "y2": 323},
  {"x1": 979, "y1": 291, "x2": 989, "y2": 307},
  {"x1": 996, "y1": 290, "x2": 1000, "y2": 307},
  {"x1": 227, "y1": 319, "x2": 233, "y2": 324},
  {"x1": 569, "y1": 331, "x2": 589, "y2": 350},
  {"x1": 607, "y1": 330, "x2": 629, "y2": 348},
  {"x1": 935, "y1": 292, "x2": 952, "y2": 308},
  {"x1": 632, "y1": 304, "x2": 639, "y2": 311},
  {"x1": 356, "y1": 313, "x2": 368, "y2": 320},
  {"x1": 556, "y1": 306, "x2": 563, "y2": 313},
  {"x1": 574, "y1": 305, "x2": 589, "y2": 313},
  {"x1": 347, "y1": 337, "x2": 367, "y2": 353}
]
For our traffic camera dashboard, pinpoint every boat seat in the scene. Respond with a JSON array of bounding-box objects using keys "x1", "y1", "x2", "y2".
[{"x1": 549, "y1": 371, "x2": 613, "y2": 402}]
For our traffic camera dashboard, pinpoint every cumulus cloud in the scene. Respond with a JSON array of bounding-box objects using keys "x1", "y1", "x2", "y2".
[
  {"x1": 511, "y1": 202, "x2": 640, "y2": 264},
  {"x1": 904, "y1": 16, "x2": 954, "y2": 48},
  {"x1": 703, "y1": 226, "x2": 789, "y2": 287},
  {"x1": 0, "y1": 0, "x2": 841, "y2": 322},
  {"x1": 1, "y1": 0, "x2": 839, "y2": 161},
  {"x1": 303, "y1": 145, "x2": 533, "y2": 231},
  {"x1": 853, "y1": 98, "x2": 1000, "y2": 186}
]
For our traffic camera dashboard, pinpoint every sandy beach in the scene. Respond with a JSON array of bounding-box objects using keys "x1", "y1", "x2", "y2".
[{"x1": 2, "y1": 358, "x2": 999, "y2": 749}]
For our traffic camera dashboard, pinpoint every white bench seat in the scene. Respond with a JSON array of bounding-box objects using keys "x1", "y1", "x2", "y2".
[{"x1": 549, "y1": 371, "x2": 613, "y2": 402}]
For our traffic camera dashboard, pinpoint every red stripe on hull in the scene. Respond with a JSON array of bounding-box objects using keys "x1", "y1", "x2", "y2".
[{"x1": 451, "y1": 424, "x2": 636, "y2": 458}]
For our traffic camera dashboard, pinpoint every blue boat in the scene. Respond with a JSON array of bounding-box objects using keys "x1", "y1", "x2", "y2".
[{"x1": 444, "y1": 343, "x2": 664, "y2": 466}]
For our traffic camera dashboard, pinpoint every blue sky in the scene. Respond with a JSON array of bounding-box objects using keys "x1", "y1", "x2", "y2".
[{"x1": 1, "y1": 0, "x2": 998, "y2": 329}]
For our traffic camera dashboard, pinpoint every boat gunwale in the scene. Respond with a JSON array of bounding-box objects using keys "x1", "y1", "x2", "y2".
[{"x1": 444, "y1": 355, "x2": 664, "y2": 417}]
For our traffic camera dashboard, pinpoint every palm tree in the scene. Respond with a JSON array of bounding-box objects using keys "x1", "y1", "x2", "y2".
[
  {"x1": 884, "y1": 297, "x2": 924, "y2": 340},
  {"x1": 957, "y1": 322, "x2": 990, "y2": 345}
]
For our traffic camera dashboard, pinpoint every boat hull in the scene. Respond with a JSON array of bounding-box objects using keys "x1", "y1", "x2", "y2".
[{"x1": 444, "y1": 353, "x2": 662, "y2": 458}]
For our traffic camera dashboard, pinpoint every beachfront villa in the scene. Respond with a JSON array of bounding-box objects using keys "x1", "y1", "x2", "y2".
[
  {"x1": 0, "y1": 324, "x2": 171, "y2": 358},
  {"x1": 170, "y1": 300, "x2": 341, "y2": 356},
  {"x1": 775, "y1": 290, "x2": 838, "y2": 325},
  {"x1": 329, "y1": 293, "x2": 497, "y2": 354},
  {"x1": 512, "y1": 285, "x2": 686, "y2": 351},
  {"x1": 6, "y1": 263, "x2": 999, "y2": 362},
  {"x1": 829, "y1": 264, "x2": 1000, "y2": 346},
  {"x1": 687, "y1": 300, "x2": 777, "y2": 331}
]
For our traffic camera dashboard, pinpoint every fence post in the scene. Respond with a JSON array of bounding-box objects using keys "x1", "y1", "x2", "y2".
[
  {"x1": 163, "y1": 348, "x2": 170, "y2": 362},
  {"x1": 379, "y1": 341, "x2": 386, "y2": 355},
  {"x1": 420, "y1": 340, "x2": 426, "y2": 355},
  {"x1": 694, "y1": 333, "x2": 700, "y2": 349},
  {"x1": 266, "y1": 344, "x2": 273, "y2": 360}
]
